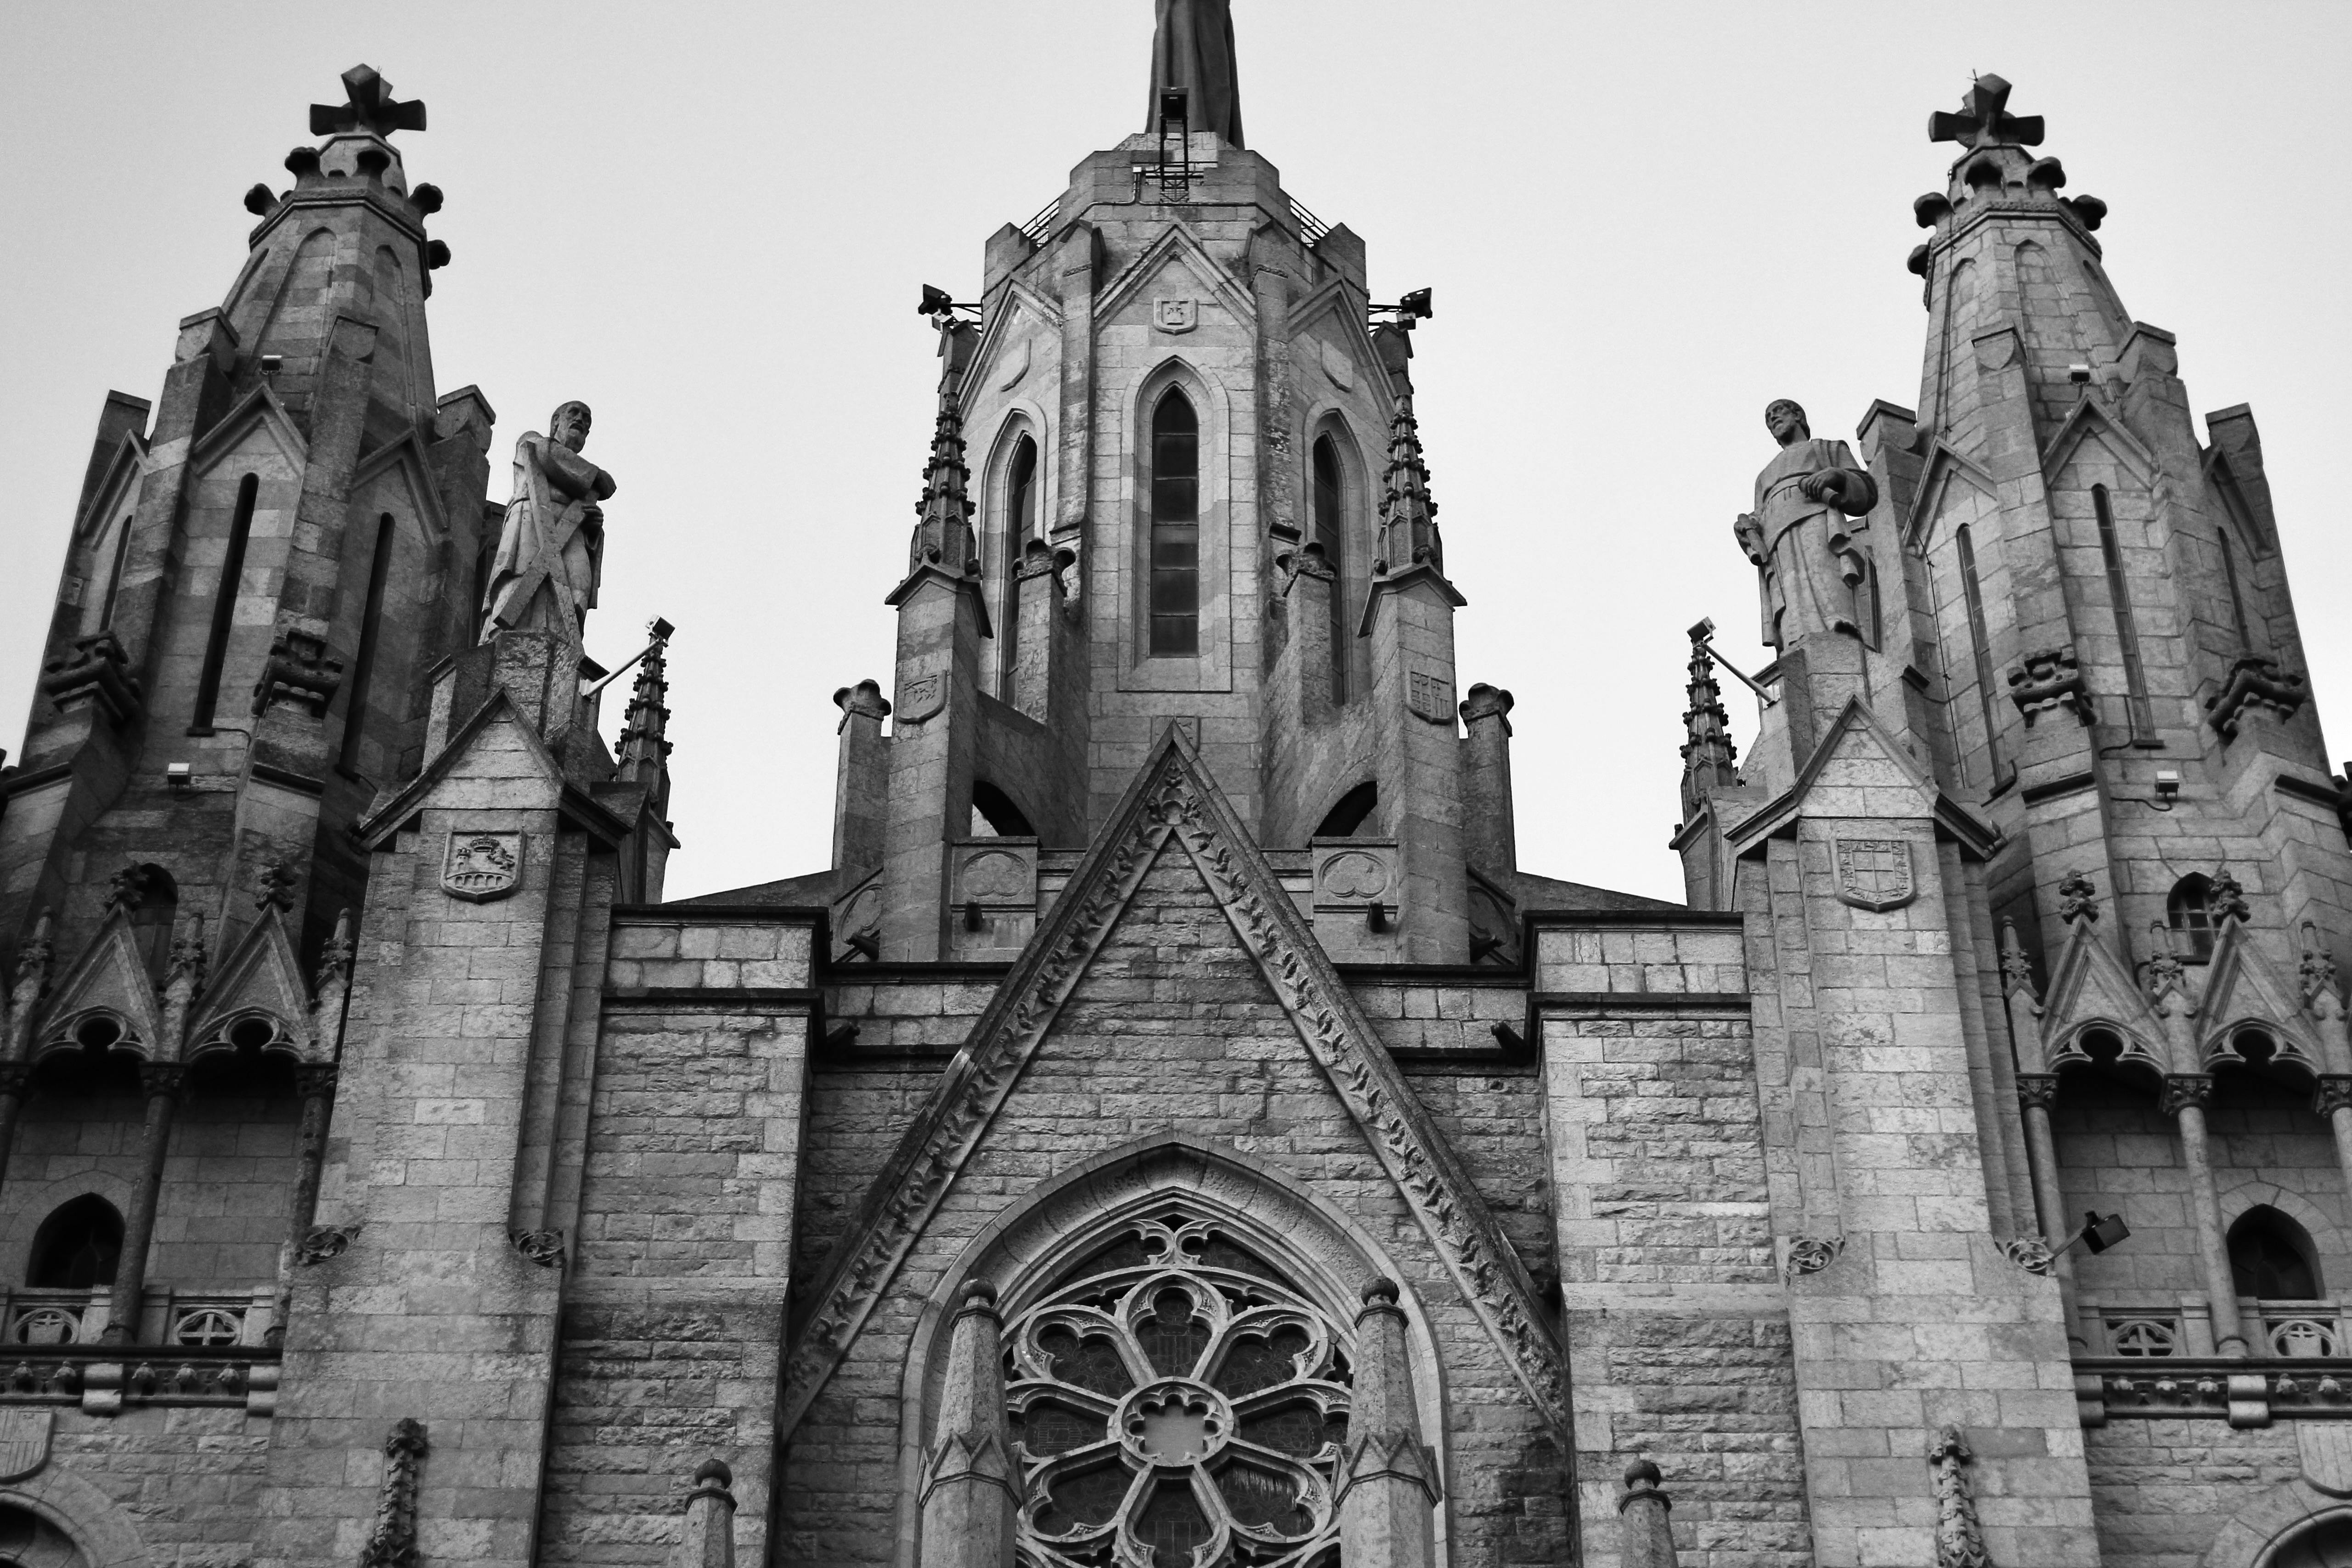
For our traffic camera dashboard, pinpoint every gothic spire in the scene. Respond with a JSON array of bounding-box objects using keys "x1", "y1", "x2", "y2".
[
  {"x1": 616, "y1": 625, "x2": 674, "y2": 789},
  {"x1": 1376, "y1": 394, "x2": 1444, "y2": 576},
  {"x1": 1679, "y1": 637, "x2": 1740, "y2": 819},
  {"x1": 1147, "y1": 0, "x2": 1243, "y2": 147},
  {"x1": 907, "y1": 326, "x2": 980, "y2": 578}
]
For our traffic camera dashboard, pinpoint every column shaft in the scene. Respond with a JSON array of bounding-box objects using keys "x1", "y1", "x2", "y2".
[
  {"x1": 2015, "y1": 1079, "x2": 2084, "y2": 1348},
  {"x1": 2170, "y1": 1085, "x2": 2246, "y2": 1356},
  {"x1": 105, "y1": 1064, "x2": 183, "y2": 1345}
]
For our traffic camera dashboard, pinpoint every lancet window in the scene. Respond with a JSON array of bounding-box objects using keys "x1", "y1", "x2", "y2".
[
  {"x1": 1149, "y1": 391, "x2": 1201, "y2": 657},
  {"x1": 1953, "y1": 524, "x2": 2004, "y2": 786},
  {"x1": 26, "y1": 1195, "x2": 123, "y2": 1292},
  {"x1": 2092, "y1": 484, "x2": 2155, "y2": 740},
  {"x1": 192, "y1": 472, "x2": 260, "y2": 732},
  {"x1": 1310, "y1": 437, "x2": 1347, "y2": 701},
  {"x1": 2167, "y1": 874, "x2": 2217, "y2": 962},
  {"x1": 1002, "y1": 435, "x2": 1041, "y2": 693},
  {"x1": 1006, "y1": 1207, "x2": 1348, "y2": 1568},
  {"x1": 2228, "y1": 1206, "x2": 2321, "y2": 1300},
  {"x1": 338, "y1": 513, "x2": 396, "y2": 777}
]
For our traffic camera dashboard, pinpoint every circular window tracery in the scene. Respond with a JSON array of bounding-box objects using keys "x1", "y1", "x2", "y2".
[{"x1": 1006, "y1": 1211, "x2": 1349, "y2": 1568}]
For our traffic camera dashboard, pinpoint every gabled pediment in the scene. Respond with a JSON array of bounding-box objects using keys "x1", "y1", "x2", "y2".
[
  {"x1": 73, "y1": 432, "x2": 152, "y2": 542},
  {"x1": 1095, "y1": 222, "x2": 1256, "y2": 327},
  {"x1": 960, "y1": 280, "x2": 1066, "y2": 399},
  {"x1": 182, "y1": 909, "x2": 320, "y2": 1060},
  {"x1": 188, "y1": 382, "x2": 308, "y2": 476},
  {"x1": 350, "y1": 428, "x2": 450, "y2": 538},
  {"x1": 2202, "y1": 447, "x2": 2268, "y2": 558},
  {"x1": 2042, "y1": 395, "x2": 2160, "y2": 488},
  {"x1": 353, "y1": 691, "x2": 568, "y2": 849},
  {"x1": 2197, "y1": 920, "x2": 2321, "y2": 1070},
  {"x1": 1902, "y1": 438, "x2": 2001, "y2": 552},
  {"x1": 779, "y1": 728, "x2": 1566, "y2": 1442},
  {"x1": 1287, "y1": 278, "x2": 1395, "y2": 401},
  {"x1": 1723, "y1": 698, "x2": 1997, "y2": 858},
  {"x1": 2040, "y1": 919, "x2": 2167, "y2": 1075},
  {"x1": 36, "y1": 909, "x2": 164, "y2": 1056}
]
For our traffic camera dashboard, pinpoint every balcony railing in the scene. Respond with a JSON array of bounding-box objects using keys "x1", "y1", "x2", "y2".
[
  {"x1": 2085, "y1": 1298, "x2": 2349, "y2": 1359},
  {"x1": 0, "y1": 1286, "x2": 279, "y2": 1416}
]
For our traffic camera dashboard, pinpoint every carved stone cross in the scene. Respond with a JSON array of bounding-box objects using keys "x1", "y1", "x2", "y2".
[
  {"x1": 310, "y1": 65, "x2": 428, "y2": 139},
  {"x1": 1928, "y1": 73, "x2": 2044, "y2": 150}
]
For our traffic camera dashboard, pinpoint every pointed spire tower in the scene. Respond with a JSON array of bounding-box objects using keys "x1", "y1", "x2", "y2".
[{"x1": 1, "y1": 64, "x2": 497, "y2": 986}]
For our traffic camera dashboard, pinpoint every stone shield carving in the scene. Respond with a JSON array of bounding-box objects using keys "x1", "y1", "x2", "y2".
[
  {"x1": 1406, "y1": 669, "x2": 1455, "y2": 726},
  {"x1": 443, "y1": 832, "x2": 523, "y2": 903},
  {"x1": 2302, "y1": 1424, "x2": 2352, "y2": 1497},
  {"x1": 0, "y1": 1409, "x2": 52, "y2": 1482},
  {"x1": 1834, "y1": 838, "x2": 1916, "y2": 912},
  {"x1": 1155, "y1": 298, "x2": 1197, "y2": 333},
  {"x1": 897, "y1": 673, "x2": 946, "y2": 725}
]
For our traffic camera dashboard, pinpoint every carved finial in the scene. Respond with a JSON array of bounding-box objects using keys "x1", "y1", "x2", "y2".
[
  {"x1": 1927, "y1": 73, "x2": 2044, "y2": 152},
  {"x1": 2302, "y1": 922, "x2": 2345, "y2": 1020},
  {"x1": 11, "y1": 912, "x2": 54, "y2": 1000},
  {"x1": 1679, "y1": 636, "x2": 1740, "y2": 818},
  {"x1": 1376, "y1": 394, "x2": 1443, "y2": 575},
  {"x1": 253, "y1": 862, "x2": 297, "y2": 913},
  {"x1": 165, "y1": 914, "x2": 207, "y2": 992},
  {"x1": 2147, "y1": 922, "x2": 2190, "y2": 1007},
  {"x1": 2058, "y1": 869, "x2": 2100, "y2": 925},
  {"x1": 1999, "y1": 920, "x2": 2041, "y2": 1001},
  {"x1": 309, "y1": 65, "x2": 427, "y2": 141},
  {"x1": 359, "y1": 1417, "x2": 429, "y2": 1568},
  {"x1": 832, "y1": 679, "x2": 892, "y2": 732},
  {"x1": 1927, "y1": 1425, "x2": 1991, "y2": 1568},
  {"x1": 317, "y1": 908, "x2": 356, "y2": 988},
  {"x1": 2209, "y1": 866, "x2": 2251, "y2": 925},
  {"x1": 105, "y1": 863, "x2": 151, "y2": 914}
]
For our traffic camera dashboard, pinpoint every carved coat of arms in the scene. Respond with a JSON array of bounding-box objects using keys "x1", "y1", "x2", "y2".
[
  {"x1": 1155, "y1": 298, "x2": 1197, "y2": 333},
  {"x1": 442, "y1": 832, "x2": 523, "y2": 903},
  {"x1": 1406, "y1": 669, "x2": 1454, "y2": 726},
  {"x1": 0, "y1": 1409, "x2": 52, "y2": 1481},
  {"x1": 1834, "y1": 838, "x2": 1916, "y2": 912},
  {"x1": 897, "y1": 673, "x2": 946, "y2": 725}
]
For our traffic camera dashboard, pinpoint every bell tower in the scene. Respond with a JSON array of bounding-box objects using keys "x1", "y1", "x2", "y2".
[
  {"x1": 0, "y1": 64, "x2": 495, "y2": 981},
  {"x1": 828, "y1": 2, "x2": 1518, "y2": 964}
]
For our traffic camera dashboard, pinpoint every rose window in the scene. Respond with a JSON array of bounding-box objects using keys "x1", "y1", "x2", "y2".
[{"x1": 1007, "y1": 1212, "x2": 1350, "y2": 1568}]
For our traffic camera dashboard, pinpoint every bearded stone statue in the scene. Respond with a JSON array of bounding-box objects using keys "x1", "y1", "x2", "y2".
[
  {"x1": 480, "y1": 400, "x2": 618, "y2": 643},
  {"x1": 1733, "y1": 399, "x2": 1879, "y2": 652}
]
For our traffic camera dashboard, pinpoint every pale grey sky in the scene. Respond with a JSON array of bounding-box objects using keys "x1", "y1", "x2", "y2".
[{"x1": 4, "y1": 1, "x2": 2348, "y2": 903}]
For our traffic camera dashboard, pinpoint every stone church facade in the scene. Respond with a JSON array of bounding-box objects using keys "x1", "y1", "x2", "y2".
[{"x1": 0, "y1": 19, "x2": 2347, "y2": 1568}]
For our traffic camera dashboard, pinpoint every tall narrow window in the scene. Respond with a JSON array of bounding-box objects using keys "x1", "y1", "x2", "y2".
[
  {"x1": 1311, "y1": 437, "x2": 1347, "y2": 700},
  {"x1": 2168, "y1": 874, "x2": 2218, "y2": 963},
  {"x1": 1000, "y1": 436, "x2": 1038, "y2": 692},
  {"x1": 1955, "y1": 525, "x2": 2005, "y2": 783},
  {"x1": 2093, "y1": 485, "x2": 2155, "y2": 739},
  {"x1": 98, "y1": 513, "x2": 135, "y2": 630},
  {"x1": 2219, "y1": 528, "x2": 2252, "y2": 650},
  {"x1": 338, "y1": 514, "x2": 396, "y2": 777},
  {"x1": 1149, "y1": 390, "x2": 1200, "y2": 657},
  {"x1": 191, "y1": 473, "x2": 259, "y2": 733},
  {"x1": 1852, "y1": 555, "x2": 1882, "y2": 651}
]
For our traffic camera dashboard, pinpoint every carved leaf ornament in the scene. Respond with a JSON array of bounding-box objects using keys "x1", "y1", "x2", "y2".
[
  {"x1": 1008, "y1": 1210, "x2": 1347, "y2": 1568},
  {"x1": 778, "y1": 737, "x2": 1567, "y2": 1442}
]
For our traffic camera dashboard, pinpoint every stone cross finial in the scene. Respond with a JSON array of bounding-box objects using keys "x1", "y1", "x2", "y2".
[
  {"x1": 2057, "y1": 869, "x2": 2099, "y2": 925},
  {"x1": 310, "y1": 65, "x2": 428, "y2": 140},
  {"x1": 1999, "y1": 920, "x2": 2040, "y2": 1000},
  {"x1": 1927, "y1": 73, "x2": 2043, "y2": 151}
]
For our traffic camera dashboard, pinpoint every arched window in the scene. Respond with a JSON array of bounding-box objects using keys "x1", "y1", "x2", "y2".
[
  {"x1": 1149, "y1": 390, "x2": 1200, "y2": 657},
  {"x1": 27, "y1": 1195, "x2": 124, "y2": 1290},
  {"x1": 192, "y1": 472, "x2": 259, "y2": 733},
  {"x1": 2092, "y1": 484, "x2": 2155, "y2": 741},
  {"x1": 2229, "y1": 1205, "x2": 2321, "y2": 1300},
  {"x1": 1003, "y1": 1206, "x2": 1351, "y2": 1567},
  {"x1": 1311, "y1": 436, "x2": 1347, "y2": 701},
  {"x1": 2167, "y1": 874, "x2": 2217, "y2": 963},
  {"x1": 1312, "y1": 781, "x2": 1377, "y2": 839},
  {"x1": 1000, "y1": 436, "x2": 1040, "y2": 694},
  {"x1": 970, "y1": 781, "x2": 1036, "y2": 839},
  {"x1": 0, "y1": 1501, "x2": 88, "y2": 1567},
  {"x1": 338, "y1": 513, "x2": 396, "y2": 778},
  {"x1": 2262, "y1": 1511, "x2": 2352, "y2": 1568}
]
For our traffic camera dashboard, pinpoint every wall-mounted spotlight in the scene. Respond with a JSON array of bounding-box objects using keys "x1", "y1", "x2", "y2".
[
  {"x1": 918, "y1": 284, "x2": 982, "y2": 328},
  {"x1": 1370, "y1": 288, "x2": 1435, "y2": 327},
  {"x1": 2066, "y1": 1210, "x2": 2132, "y2": 1255}
]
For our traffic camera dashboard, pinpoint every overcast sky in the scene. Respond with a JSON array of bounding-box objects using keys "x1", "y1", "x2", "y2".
[{"x1": 4, "y1": 1, "x2": 2349, "y2": 904}]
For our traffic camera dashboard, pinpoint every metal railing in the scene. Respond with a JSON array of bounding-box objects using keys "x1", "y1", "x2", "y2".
[
  {"x1": 1289, "y1": 197, "x2": 1331, "y2": 248},
  {"x1": 1018, "y1": 198, "x2": 1061, "y2": 247}
]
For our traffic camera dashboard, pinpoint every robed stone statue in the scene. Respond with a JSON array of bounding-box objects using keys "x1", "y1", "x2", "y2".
[
  {"x1": 1150, "y1": 0, "x2": 1243, "y2": 147},
  {"x1": 480, "y1": 400, "x2": 618, "y2": 643},
  {"x1": 1733, "y1": 399, "x2": 1879, "y2": 651}
]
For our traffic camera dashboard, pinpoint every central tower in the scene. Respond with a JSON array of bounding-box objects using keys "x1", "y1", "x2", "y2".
[{"x1": 827, "y1": 2, "x2": 1518, "y2": 965}]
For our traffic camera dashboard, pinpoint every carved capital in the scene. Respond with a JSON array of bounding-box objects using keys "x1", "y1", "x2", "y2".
[
  {"x1": 249, "y1": 626, "x2": 344, "y2": 719},
  {"x1": 138, "y1": 1062, "x2": 186, "y2": 1101},
  {"x1": 292, "y1": 1064, "x2": 340, "y2": 1100},
  {"x1": 2161, "y1": 1073, "x2": 2216, "y2": 1116},
  {"x1": 2315, "y1": 1076, "x2": 2352, "y2": 1118},
  {"x1": 2016, "y1": 1073, "x2": 2060, "y2": 1111},
  {"x1": 2205, "y1": 654, "x2": 2308, "y2": 741},
  {"x1": 2001, "y1": 1237, "x2": 2057, "y2": 1276},
  {"x1": 2008, "y1": 644, "x2": 2094, "y2": 726}
]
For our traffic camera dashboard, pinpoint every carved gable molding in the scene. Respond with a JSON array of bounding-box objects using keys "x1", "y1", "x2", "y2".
[{"x1": 778, "y1": 734, "x2": 1567, "y2": 1440}]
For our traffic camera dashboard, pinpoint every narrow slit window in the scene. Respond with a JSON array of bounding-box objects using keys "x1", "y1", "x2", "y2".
[
  {"x1": 1956, "y1": 524, "x2": 2005, "y2": 782},
  {"x1": 1001, "y1": 436, "x2": 1038, "y2": 691},
  {"x1": 2093, "y1": 485, "x2": 2155, "y2": 739},
  {"x1": 2219, "y1": 528, "x2": 2252, "y2": 650},
  {"x1": 1149, "y1": 390, "x2": 1200, "y2": 657},
  {"x1": 98, "y1": 513, "x2": 135, "y2": 630},
  {"x1": 191, "y1": 473, "x2": 259, "y2": 732},
  {"x1": 1312, "y1": 437, "x2": 1347, "y2": 701},
  {"x1": 338, "y1": 514, "x2": 396, "y2": 777}
]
